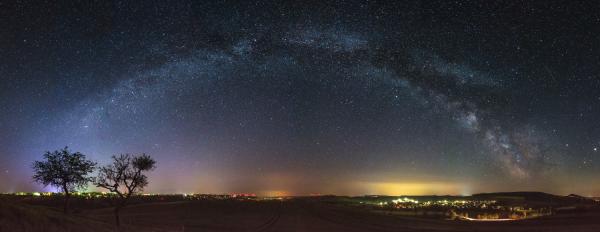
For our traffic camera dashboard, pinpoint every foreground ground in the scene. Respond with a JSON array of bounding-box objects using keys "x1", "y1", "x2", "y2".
[{"x1": 3, "y1": 197, "x2": 600, "y2": 232}]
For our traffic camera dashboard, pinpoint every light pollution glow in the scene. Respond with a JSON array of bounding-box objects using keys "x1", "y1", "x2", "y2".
[
  {"x1": 3, "y1": 1, "x2": 600, "y2": 197},
  {"x1": 358, "y1": 182, "x2": 470, "y2": 196}
]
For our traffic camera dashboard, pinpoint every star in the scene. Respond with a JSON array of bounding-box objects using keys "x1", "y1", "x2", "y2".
[{"x1": 1, "y1": 0, "x2": 599, "y2": 196}]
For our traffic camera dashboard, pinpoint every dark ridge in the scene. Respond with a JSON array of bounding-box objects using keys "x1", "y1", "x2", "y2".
[{"x1": 472, "y1": 191, "x2": 598, "y2": 206}]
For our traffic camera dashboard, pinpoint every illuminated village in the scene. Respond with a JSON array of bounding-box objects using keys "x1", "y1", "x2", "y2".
[
  {"x1": 358, "y1": 196, "x2": 553, "y2": 220},
  {"x1": 3, "y1": 1, "x2": 600, "y2": 231},
  {"x1": 7, "y1": 191, "x2": 588, "y2": 221}
]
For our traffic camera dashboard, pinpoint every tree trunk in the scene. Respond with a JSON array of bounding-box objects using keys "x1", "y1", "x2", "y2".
[
  {"x1": 114, "y1": 206, "x2": 121, "y2": 227},
  {"x1": 63, "y1": 194, "x2": 70, "y2": 214},
  {"x1": 63, "y1": 184, "x2": 70, "y2": 214}
]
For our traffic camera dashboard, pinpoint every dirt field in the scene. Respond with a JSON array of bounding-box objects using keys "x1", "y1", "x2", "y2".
[
  {"x1": 82, "y1": 199, "x2": 600, "y2": 232},
  {"x1": 3, "y1": 196, "x2": 600, "y2": 231}
]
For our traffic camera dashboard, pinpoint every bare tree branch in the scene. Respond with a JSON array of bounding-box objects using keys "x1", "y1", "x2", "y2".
[{"x1": 94, "y1": 153, "x2": 156, "y2": 226}]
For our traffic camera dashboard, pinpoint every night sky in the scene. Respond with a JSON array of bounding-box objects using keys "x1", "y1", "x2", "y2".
[{"x1": 2, "y1": 1, "x2": 600, "y2": 196}]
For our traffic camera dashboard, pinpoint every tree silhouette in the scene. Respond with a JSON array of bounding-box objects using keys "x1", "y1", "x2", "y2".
[
  {"x1": 32, "y1": 147, "x2": 96, "y2": 213},
  {"x1": 95, "y1": 153, "x2": 156, "y2": 227}
]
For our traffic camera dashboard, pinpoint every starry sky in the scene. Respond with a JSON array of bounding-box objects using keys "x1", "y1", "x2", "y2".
[{"x1": 2, "y1": 1, "x2": 600, "y2": 196}]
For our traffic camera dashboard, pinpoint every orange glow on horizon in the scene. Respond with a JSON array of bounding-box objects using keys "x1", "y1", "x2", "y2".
[{"x1": 358, "y1": 181, "x2": 468, "y2": 196}]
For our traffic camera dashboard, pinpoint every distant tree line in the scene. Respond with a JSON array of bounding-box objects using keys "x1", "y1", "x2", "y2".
[{"x1": 32, "y1": 147, "x2": 156, "y2": 227}]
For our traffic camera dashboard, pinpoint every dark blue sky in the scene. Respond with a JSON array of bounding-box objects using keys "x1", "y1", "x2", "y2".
[{"x1": 1, "y1": 1, "x2": 600, "y2": 196}]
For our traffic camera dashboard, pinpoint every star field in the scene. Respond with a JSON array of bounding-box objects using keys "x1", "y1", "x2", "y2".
[{"x1": 1, "y1": 1, "x2": 600, "y2": 196}]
